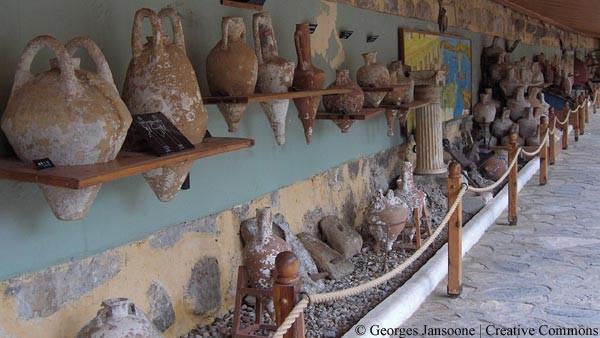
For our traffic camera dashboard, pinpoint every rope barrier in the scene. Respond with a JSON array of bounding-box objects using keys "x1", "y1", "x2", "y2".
[
  {"x1": 467, "y1": 148, "x2": 521, "y2": 193},
  {"x1": 521, "y1": 130, "x2": 549, "y2": 157},
  {"x1": 271, "y1": 185, "x2": 468, "y2": 338}
]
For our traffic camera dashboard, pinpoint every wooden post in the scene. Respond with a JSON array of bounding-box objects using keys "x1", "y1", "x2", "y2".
[
  {"x1": 413, "y1": 208, "x2": 422, "y2": 249},
  {"x1": 539, "y1": 116, "x2": 548, "y2": 186},
  {"x1": 273, "y1": 252, "x2": 305, "y2": 338},
  {"x1": 579, "y1": 100, "x2": 586, "y2": 135},
  {"x1": 585, "y1": 98, "x2": 590, "y2": 123},
  {"x1": 562, "y1": 110, "x2": 569, "y2": 150},
  {"x1": 548, "y1": 113, "x2": 556, "y2": 165},
  {"x1": 573, "y1": 105, "x2": 580, "y2": 142},
  {"x1": 508, "y1": 132, "x2": 519, "y2": 225},
  {"x1": 447, "y1": 161, "x2": 463, "y2": 297}
]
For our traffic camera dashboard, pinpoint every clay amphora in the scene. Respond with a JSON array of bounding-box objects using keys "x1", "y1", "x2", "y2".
[
  {"x1": 473, "y1": 92, "x2": 496, "y2": 124},
  {"x1": 242, "y1": 207, "x2": 291, "y2": 289},
  {"x1": 2, "y1": 36, "x2": 131, "y2": 220},
  {"x1": 491, "y1": 108, "x2": 513, "y2": 139},
  {"x1": 531, "y1": 62, "x2": 544, "y2": 87},
  {"x1": 539, "y1": 92, "x2": 550, "y2": 115},
  {"x1": 253, "y1": 12, "x2": 295, "y2": 145},
  {"x1": 485, "y1": 87, "x2": 501, "y2": 113},
  {"x1": 508, "y1": 86, "x2": 531, "y2": 121},
  {"x1": 395, "y1": 162, "x2": 429, "y2": 224},
  {"x1": 527, "y1": 86, "x2": 543, "y2": 112},
  {"x1": 384, "y1": 60, "x2": 414, "y2": 105},
  {"x1": 357, "y1": 52, "x2": 391, "y2": 107},
  {"x1": 123, "y1": 8, "x2": 208, "y2": 202},
  {"x1": 292, "y1": 23, "x2": 325, "y2": 143},
  {"x1": 518, "y1": 57, "x2": 532, "y2": 91},
  {"x1": 560, "y1": 69, "x2": 572, "y2": 96},
  {"x1": 323, "y1": 70, "x2": 365, "y2": 133},
  {"x1": 500, "y1": 67, "x2": 520, "y2": 98},
  {"x1": 366, "y1": 190, "x2": 409, "y2": 252},
  {"x1": 518, "y1": 107, "x2": 539, "y2": 146},
  {"x1": 207, "y1": 16, "x2": 258, "y2": 132},
  {"x1": 77, "y1": 298, "x2": 163, "y2": 338}
]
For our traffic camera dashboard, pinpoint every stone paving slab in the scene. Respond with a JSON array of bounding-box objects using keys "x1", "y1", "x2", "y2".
[{"x1": 402, "y1": 116, "x2": 600, "y2": 337}]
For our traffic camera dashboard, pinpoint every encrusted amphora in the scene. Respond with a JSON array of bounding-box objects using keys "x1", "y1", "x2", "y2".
[
  {"x1": 357, "y1": 52, "x2": 391, "y2": 108},
  {"x1": 77, "y1": 298, "x2": 163, "y2": 338},
  {"x1": 123, "y1": 8, "x2": 208, "y2": 202},
  {"x1": 253, "y1": 12, "x2": 295, "y2": 145},
  {"x1": 241, "y1": 207, "x2": 291, "y2": 289},
  {"x1": 207, "y1": 16, "x2": 258, "y2": 132},
  {"x1": 366, "y1": 190, "x2": 409, "y2": 252},
  {"x1": 2, "y1": 35, "x2": 131, "y2": 220},
  {"x1": 322, "y1": 69, "x2": 365, "y2": 133},
  {"x1": 292, "y1": 22, "x2": 325, "y2": 143}
]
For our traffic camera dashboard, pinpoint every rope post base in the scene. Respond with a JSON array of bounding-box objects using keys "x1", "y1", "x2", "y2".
[
  {"x1": 447, "y1": 161, "x2": 463, "y2": 297},
  {"x1": 548, "y1": 113, "x2": 556, "y2": 165},
  {"x1": 539, "y1": 116, "x2": 548, "y2": 186},
  {"x1": 508, "y1": 132, "x2": 519, "y2": 225},
  {"x1": 273, "y1": 252, "x2": 305, "y2": 338}
]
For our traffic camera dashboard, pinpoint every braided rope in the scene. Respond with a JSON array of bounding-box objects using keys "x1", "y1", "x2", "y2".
[
  {"x1": 467, "y1": 148, "x2": 522, "y2": 193},
  {"x1": 521, "y1": 129, "x2": 549, "y2": 157},
  {"x1": 271, "y1": 185, "x2": 468, "y2": 338}
]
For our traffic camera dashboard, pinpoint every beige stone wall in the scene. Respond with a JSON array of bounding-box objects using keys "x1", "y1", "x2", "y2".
[
  {"x1": 331, "y1": 0, "x2": 598, "y2": 49},
  {"x1": 0, "y1": 145, "x2": 404, "y2": 338}
]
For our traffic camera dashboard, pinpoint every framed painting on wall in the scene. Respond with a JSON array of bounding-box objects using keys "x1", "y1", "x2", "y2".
[{"x1": 399, "y1": 29, "x2": 472, "y2": 121}]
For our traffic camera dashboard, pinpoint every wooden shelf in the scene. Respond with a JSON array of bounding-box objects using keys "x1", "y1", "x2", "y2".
[
  {"x1": 221, "y1": 0, "x2": 263, "y2": 11},
  {"x1": 361, "y1": 84, "x2": 411, "y2": 92},
  {"x1": 379, "y1": 100, "x2": 430, "y2": 111},
  {"x1": 315, "y1": 108, "x2": 385, "y2": 120},
  {"x1": 203, "y1": 88, "x2": 353, "y2": 105},
  {"x1": 0, "y1": 137, "x2": 254, "y2": 189}
]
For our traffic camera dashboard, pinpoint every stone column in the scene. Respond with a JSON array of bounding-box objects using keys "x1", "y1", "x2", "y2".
[{"x1": 414, "y1": 84, "x2": 446, "y2": 175}]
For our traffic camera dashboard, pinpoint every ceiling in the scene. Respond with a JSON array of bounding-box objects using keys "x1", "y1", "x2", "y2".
[{"x1": 500, "y1": 0, "x2": 600, "y2": 37}]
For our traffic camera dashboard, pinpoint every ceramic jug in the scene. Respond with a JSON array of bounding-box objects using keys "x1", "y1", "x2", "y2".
[
  {"x1": 492, "y1": 108, "x2": 513, "y2": 139},
  {"x1": 2, "y1": 35, "x2": 131, "y2": 220},
  {"x1": 508, "y1": 86, "x2": 531, "y2": 121},
  {"x1": 531, "y1": 62, "x2": 544, "y2": 87},
  {"x1": 366, "y1": 190, "x2": 409, "y2": 252},
  {"x1": 77, "y1": 298, "x2": 163, "y2": 338},
  {"x1": 500, "y1": 67, "x2": 520, "y2": 98},
  {"x1": 485, "y1": 88, "x2": 501, "y2": 113},
  {"x1": 518, "y1": 107, "x2": 539, "y2": 146},
  {"x1": 292, "y1": 22, "x2": 325, "y2": 144},
  {"x1": 357, "y1": 52, "x2": 391, "y2": 108},
  {"x1": 207, "y1": 16, "x2": 258, "y2": 132},
  {"x1": 527, "y1": 86, "x2": 544, "y2": 112},
  {"x1": 242, "y1": 207, "x2": 291, "y2": 289},
  {"x1": 473, "y1": 92, "x2": 496, "y2": 124},
  {"x1": 323, "y1": 70, "x2": 365, "y2": 133},
  {"x1": 395, "y1": 162, "x2": 429, "y2": 224},
  {"x1": 123, "y1": 8, "x2": 208, "y2": 202},
  {"x1": 384, "y1": 60, "x2": 414, "y2": 105},
  {"x1": 253, "y1": 12, "x2": 295, "y2": 145}
]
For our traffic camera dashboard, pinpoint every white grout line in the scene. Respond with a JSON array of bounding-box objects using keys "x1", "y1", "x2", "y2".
[{"x1": 342, "y1": 158, "x2": 541, "y2": 338}]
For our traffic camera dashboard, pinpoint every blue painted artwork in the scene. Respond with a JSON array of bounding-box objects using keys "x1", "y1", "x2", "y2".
[{"x1": 440, "y1": 36, "x2": 472, "y2": 120}]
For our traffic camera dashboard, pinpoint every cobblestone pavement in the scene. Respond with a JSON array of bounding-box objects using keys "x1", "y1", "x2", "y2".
[{"x1": 403, "y1": 116, "x2": 600, "y2": 337}]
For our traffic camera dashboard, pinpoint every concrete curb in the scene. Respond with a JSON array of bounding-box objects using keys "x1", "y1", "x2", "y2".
[{"x1": 342, "y1": 158, "x2": 541, "y2": 338}]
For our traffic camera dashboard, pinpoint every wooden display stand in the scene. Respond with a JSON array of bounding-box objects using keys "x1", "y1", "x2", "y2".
[{"x1": 232, "y1": 266, "x2": 277, "y2": 338}]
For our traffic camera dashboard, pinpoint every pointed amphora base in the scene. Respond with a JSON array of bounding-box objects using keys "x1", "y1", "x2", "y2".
[
  {"x1": 260, "y1": 99, "x2": 289, "y2": 145},
  {"x1": 217, "y1": 103, "x2": 248, "y2": 132},
  {"x1": 385, "y1": 109, "x2": 397, "y2": 136},
  {"x1": 143, "y1": 161, "x2": 194, "y2": 202},
  {"x1": 293, "y1": 96, "x2": 321, "y2": 144},
  {"x1": 333, "y1": 119, "x2": 355, "y2": 133},
  {"x1": 364, "y1": 92, "x2": 387, "y2": 108},
  {"x1": 40, "y1": 184, "x2": 101, "y2": 221}
]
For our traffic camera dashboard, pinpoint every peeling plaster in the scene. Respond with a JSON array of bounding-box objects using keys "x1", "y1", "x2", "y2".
[{"x1": 312, "y1": 1, "x2": 346, "y2": 69}]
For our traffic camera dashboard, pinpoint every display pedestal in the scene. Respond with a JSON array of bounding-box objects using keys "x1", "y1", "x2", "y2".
[{"x1": 414, "y1": 84, "x2": 446, "y2": 175}]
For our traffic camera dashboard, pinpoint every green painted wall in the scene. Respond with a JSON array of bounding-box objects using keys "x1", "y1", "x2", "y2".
[{"x1": 0, "y1": 0, "x2": 560, "y2": 280}]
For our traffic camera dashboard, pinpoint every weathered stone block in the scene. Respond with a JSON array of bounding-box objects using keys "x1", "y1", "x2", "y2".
[
  {"x1": 184, "y1": 257, "x2": 221, "y2": 315},
  {"x1": 319, "y1": 216, "x2": 363, "y2": 258},
  {"x1": 147, "y1": 281, "x2": 175, "y2": 332}
]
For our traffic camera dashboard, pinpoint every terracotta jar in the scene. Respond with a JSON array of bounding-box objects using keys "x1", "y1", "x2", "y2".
[
  {"x1": 527, "y1": 86, "x2": 544, "y2": 112},
  {"x1": 2, "y1": 36, "x2": 131, "y2": 220},
  {"x1": 366, "y1": 190, "x2": 409, "y2": 252},
  {"x1": 357, "y1": 52, "x2": 391, "y2": 108},
  {"x1": 292, "y1": 22, "x2": 325, "y2": 144},
  {"x1": 531, "y1": 62, "x2": 544, "y2": 87},
  {"x1": 508, "y1": 86, "x2": 531, "y2": 121},
  {"x1": 500, "y1": 67, "x2": 520, "y2": 98},
  {"x1": 518, "y1": 57, "x2": 532, "y2": 91},
  {"x1": 518, "y1": 107, "x2": 539, "y2": 146},
  {"x1": 485, "y1": 87, "x2": 501, "y2": 113},
  {"x1": 491, "y1": 108, "x2": 513, "y2": 140},
  {"x1": 323, "y1": 70, "x2": 365, "y2": 133},
  {"x1": 77, "y1": 298, "x2": 163, "y2": 338},
  {"x1": 242, "y1": 207, "x2": 291, "y2": 289},
  {"x1": 539, "y1": 92, "x2": 550, "y2": 115},
  {"x1": 253, "y1": 12, "x2": 295, "y2": 145},
  {"x1": 473, "y1": 92, "x2": 496, "y2": 124},
  {"x1": 481, "y1": 153, "x2": 508, "y2": 181},
  {"x1": 123, "y1": 8, "x2": 208, "y2": 202},
  {"x1": 560, "y1": 69, "x2": 572, "y2": 96},
  {"x1": 395, "y1": 162, "x2": 429, "y2": 223},
  {"x1": 207, "y1": 16, "x2": 258, "y2": 132},
  {"x1": 384, "y1": 60, "x2": 414, "y2": 105}
]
